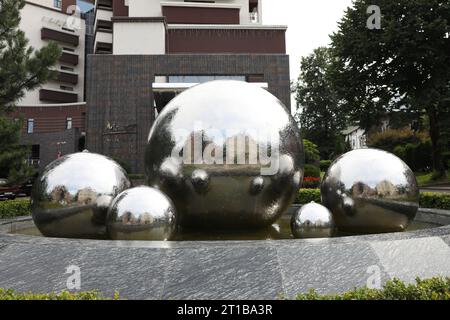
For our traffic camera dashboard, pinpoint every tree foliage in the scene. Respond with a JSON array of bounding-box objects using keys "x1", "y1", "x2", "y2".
[
  {"x1": 0, "y1": 0, "x2": 61, "y2": 181},
  {"x1": 295, "y1": 47, "x2": 347, "y2": 159},
  {"x1": 329, "y1": 0, "x2": 450, "y2": 173}
]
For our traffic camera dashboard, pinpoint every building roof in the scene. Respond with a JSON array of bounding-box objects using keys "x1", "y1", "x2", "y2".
[{"x1": 342, "y1": 126, "x2": 362, "y2": 135}]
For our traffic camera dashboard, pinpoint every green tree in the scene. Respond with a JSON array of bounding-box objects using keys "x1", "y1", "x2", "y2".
[
  {"x1": 0, "y1": 0, "x2": 61, "y2": 181},
  {"x1": 295, "y1": 47, "x2": 347, "y2": 159},
  {"x1": 330, "y1": 0, "x2": 450, "y2": 174},
  {"x1": 303, "y1": 139, "x2": 320, "y2": 165}
]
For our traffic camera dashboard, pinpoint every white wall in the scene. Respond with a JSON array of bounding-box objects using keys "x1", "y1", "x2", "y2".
[
  {"x1": 27, "y1": 0, "x2": 61, "y2": 10},
  {"x1": 19, "y1": 4, "x2": 86, "y2": 105},
  {"x1": 113, "y1": 22, "x2": 166, "y2": 54},
  {"x1": 128, "y1": 0, "x2": 162, "y2": 17}
]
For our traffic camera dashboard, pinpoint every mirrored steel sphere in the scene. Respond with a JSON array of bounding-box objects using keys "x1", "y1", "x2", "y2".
[
  {"x1": 31, "y1": 152, "x2": 131, "y2": 238},
  {"x1": 321, "y1": 149, "x2": 419, "y2": 233},
  {"x1": 145, "y1": 80, "x2": 304, "y2": 229},
  {"x1": 291, "y1": 202, "x2": 335, "y2": 238},
  {"x1": 106, "y1": 186, "x2": 177, "y2": 241}
]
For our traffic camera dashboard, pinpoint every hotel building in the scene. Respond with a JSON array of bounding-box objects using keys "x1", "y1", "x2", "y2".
[
  {"x1": 86, "y1": 0, "x2": 290, "y2": 173},
  {"x1": 15, "y1": 0, "x2": 87, "y2": 168},
  {"x1": 13, "y1": 0, "x2": 290, "y2": 173}
]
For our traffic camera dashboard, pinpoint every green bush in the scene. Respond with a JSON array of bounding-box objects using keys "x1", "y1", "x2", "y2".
[
  {"x1": 394, "y1": 140, "x2": 432, "y2": 172},
  {"x1": 295, "y1": 277, "x2": 450, "y2": 300},
  {"x1": 296, "y1": 189, "x2": 321, "y2": 204},
  {"x1": 420, "y1": 192, "x2": 450, "y2": 210},
  {"x1": 303, "y1": 139, "x2": 320, "y2": 165},
  {"x1": 0, "y1": 199, "x2": 31, "y2": 219},
  {"x1": 320, "y1": 160, "x2": 332, "y2": 172},
  {"x1": 368, "y1": 128, "x2": 426, "y2": 153},
  {"x1": 0, "y1": 289, "x2": 119, "y2": 300},
  {"x1": 295, "y1": 189, "x2": 450, "y2": 210},
  {"x1": 304, "y1": 164, "x2": 321, "y2": 178}
]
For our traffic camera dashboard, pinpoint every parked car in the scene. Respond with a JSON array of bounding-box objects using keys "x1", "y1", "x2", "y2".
[{"x1": 0, "y1": 179, "x2": 19, "y2": 201}]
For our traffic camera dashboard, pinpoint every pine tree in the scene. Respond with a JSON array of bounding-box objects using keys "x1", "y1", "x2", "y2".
[{"x1": 0, "y1": 0, "x2": 61, "y2": 182}]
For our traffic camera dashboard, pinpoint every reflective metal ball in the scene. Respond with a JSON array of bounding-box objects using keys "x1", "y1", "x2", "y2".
[
  {"x1": 106, "y1": 186, "x2": 177, "y2": 241},
  {"x1": 321, "y1": 148, "x2": 419, "y2": 232},
  {"x1": 31, "y1": 152, "x2": 131, "y2": 238},
  {"x1": 145, "y1": 80, "x2": 304, "y2": 229},
  {"x1": 291, "y1": 202, "x2": 335, "y2": 238}
]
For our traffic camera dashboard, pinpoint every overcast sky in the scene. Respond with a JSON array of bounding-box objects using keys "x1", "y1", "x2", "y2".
[{"x1": 263, "y1": 0, "x2": 353, "y2": 83}]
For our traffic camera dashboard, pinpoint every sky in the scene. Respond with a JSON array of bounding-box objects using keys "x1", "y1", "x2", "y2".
[{"x1": 263, "y1": 0, "x2": 353, "y2": 83}]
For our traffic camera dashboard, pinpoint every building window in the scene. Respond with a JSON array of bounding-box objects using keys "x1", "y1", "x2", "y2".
[
  {"x1": 66, "y1": 117, "x2": 73, "y2": 130},
  {"x1": 60, "y1": 86, "x2": 74, "y2": 91},
  {"x1": 54, "y1": 0, "x2": 62, "y2": 9},
  {"x1": 168, "y1": 75, "x2": 246, "y2": 83},
  {"x1": 27, "y1": 119, "x2": 34, "y2": 134}
]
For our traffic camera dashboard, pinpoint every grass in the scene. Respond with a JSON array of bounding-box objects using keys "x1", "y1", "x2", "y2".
[
  {"x1": 0, "y1": 289, "x2": 120, "y2": 300},
  {"x1": 416, "y1": 170, "x2": 450, "y2": 187}
]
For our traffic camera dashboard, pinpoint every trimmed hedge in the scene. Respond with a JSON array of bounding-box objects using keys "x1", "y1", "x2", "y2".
[
  {"x1": 295, "y1": 277, "x2": 450, "y2": 300},
  {"x1": 420, "y1": 192, "x2": 450, "y2": 210},
  {"x1": 0, "y1": 289, "x2": 119, "y2": 300},
  {"x1": 320, "y1": 160, "x2": 332, "y2": 172},
  {"x1": 296, "y1": 189, "x2": 321, "y2": 204},
  {"x1": 0, "y1": 199, "x2": 31, "y2": 219},
  {"x1": 295, "y1": 189, "x2": 450, "y2": 210}
]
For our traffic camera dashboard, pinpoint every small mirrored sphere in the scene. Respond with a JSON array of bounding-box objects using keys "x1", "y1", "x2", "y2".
[
  {"x1": 145, "y1": 80, "x2": 304, "y2": 229},
  {"x1": 106, "y1": 186, "x2": 177, "y2": 241},
  {"x1": 321, "y1": 148, "x2": 419, "y2": 233},
  {"x1": 291, "y1": 202, "x2": 335, "y2": 238},
  {"x1": 31, "y1": 152, "x2": 131, "y2": 238}
]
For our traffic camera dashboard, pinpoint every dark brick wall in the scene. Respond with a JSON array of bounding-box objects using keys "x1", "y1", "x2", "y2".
[
  {"x1": 21, "y1": 129, "x2": 82, "y2": 170},
  {"x1": 86, "y1": 54, "x2": 290, "y2": 173}
]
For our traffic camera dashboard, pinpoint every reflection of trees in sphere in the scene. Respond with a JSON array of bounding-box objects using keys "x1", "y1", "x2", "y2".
[
  {"x1": 145, "y1": 80, "x2": 304, "y2": 229},
  {"x1": 321, "y1": 149, "x2": 419, "y2": 233},
  {"x1": 31, "y1": 152, "x2": 130, "y2": 239},
  {"x1": 291, "y1": 202, "x2": 335, "y2": 238},
  {"x1": 106, "y1": 186, "x2": 177, "y2": 241}
]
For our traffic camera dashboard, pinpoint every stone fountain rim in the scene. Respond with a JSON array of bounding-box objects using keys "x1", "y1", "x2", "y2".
[{"x1": 1, "y1": 207, "x2": 449, "y2": 249}]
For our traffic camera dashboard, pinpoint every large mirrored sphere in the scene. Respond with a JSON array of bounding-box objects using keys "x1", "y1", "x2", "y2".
[
  {"x1": 31, "y1": 152, "x2": 131, "y2": 238},
  {"x1": 145, "y1": 80, "x2": 304, "y2": 229},
  {"x1": 106, "y1": 186, "x2": 177, "y2": 241},
  {"x1": 321, "y1": 149, "x2": 419, "y2": 233},
  {"x1": 291, "y1": 202, "x2": 335, "y2": 238}
]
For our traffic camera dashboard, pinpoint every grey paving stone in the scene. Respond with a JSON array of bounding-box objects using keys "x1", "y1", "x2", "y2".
[
  {"x1": 277, "y1": 241, "x2": 389, "y2": 297},
  {"x1": 163, "y1": 246, "x2": 283, "y2": 300},
  {"x1": 370, "y1": 237, "x2": 450, "y2": 284}
]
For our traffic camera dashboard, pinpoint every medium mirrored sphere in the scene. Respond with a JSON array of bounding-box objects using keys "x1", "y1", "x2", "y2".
[
  {"x1": 31, "y1": 152, "x2": 131, "y2": 238},
  {"x1": 291, "y1": 202, "x2": 335, "y2": 238},
  {"x1": 106, "y1": 186, "x2": 177, "y2": 241},
  {"x1": 145, "y1": 80, "x2": 304, "y2": 229},
  {"x1": 321, "y1": 149, "x2": 419, "y2": 233}
]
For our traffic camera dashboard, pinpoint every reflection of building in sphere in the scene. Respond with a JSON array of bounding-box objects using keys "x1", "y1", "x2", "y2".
[
  {"x1": 145, "y1": 81, "x2": 304, "y2": 229},
  {"x1": 77, "y1": 188, "x2": 97, "y2": 205},
  {"x1": 321, "y1": 149, "x2": 419, "y2": 233},
  {"x1": 376, "y1": 180, "x2": 399, "y2": 197},
  {"x1": 31, "y1": 152, "x2": 130, "y2": 239}
]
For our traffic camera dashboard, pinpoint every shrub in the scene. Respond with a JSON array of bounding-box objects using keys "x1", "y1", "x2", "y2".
[
  {"x1": 368, "y1": 128, "x2": 427, "y2": 153},
  {"x1": 295, "y1": 277, "x2": 450, "y2": 300},
  {"x1": 303, "y1": 139, "x2": 320, "y2": 165},
  {"x1": 296, "y1": 189, "x2": 321, "y2": 204},
  {"x1": 420, "y1": 192, "x2": 450, "y2": 210},
  {"x1": 304, "y1": 164, "x2": 320, "y2": 178},
  {"x1": 394, "y1": 141, "x2": 432, "y2": 172},
  {"x1": 0, "y1": 198, "x2": 31, "y2": 219},
  {"x1": 0, "y1": 289, "x2": 119, "y2": 300},
  {"x1": 320, "y1": 160, "x2": 332, "y2": 172}
]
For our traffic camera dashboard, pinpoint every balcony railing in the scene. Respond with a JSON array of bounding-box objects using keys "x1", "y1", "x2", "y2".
[
  {"x1": 40, "y1": 89, "x2": 78, "y2": 103},
  {"x1": 59, "y1": 51, "x2": 79, "y2": 65},
  {"x1": 57, "y1": 71, "x2": 78, "y2": 85},
  {"x1": 41, "y1": 28, "x2": 79, "y2": 46}
]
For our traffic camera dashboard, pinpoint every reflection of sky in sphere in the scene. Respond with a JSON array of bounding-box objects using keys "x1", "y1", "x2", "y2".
[
  {"x1": 44, "y1": 153, "x2": 126, "y2": 195},
  {"x1": 156, "y1": 81, "x2": 290, "y2": 147},
  {"x1": 335, "y1": 149, "x2": 410, "y2": 189},
  {"x1": 115, "y1": 187, "x2": 172, "y2": 219}
]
